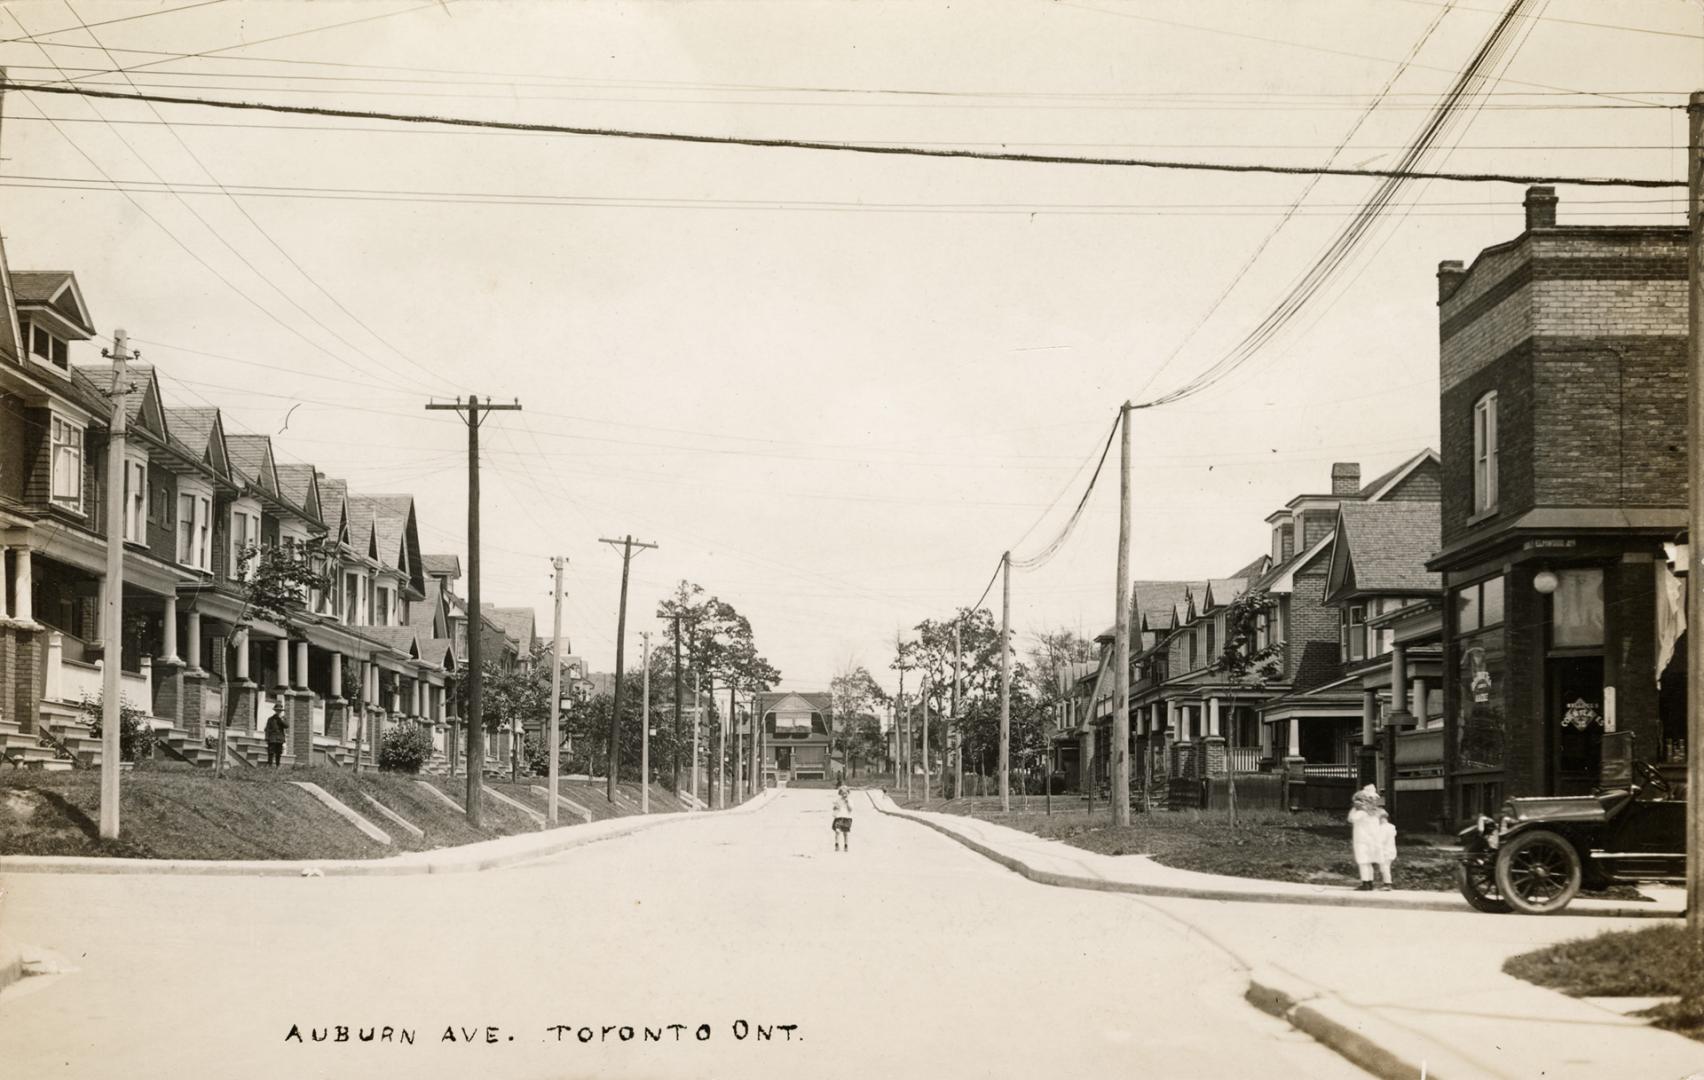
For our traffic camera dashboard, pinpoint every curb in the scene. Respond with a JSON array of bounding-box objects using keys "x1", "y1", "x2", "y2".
[
  {"x1": 869, "y1": 798, "x2": 1672, "y2": 918},
  {"x1": 1244, "y1": 966, "x2": 1486, "y2": 1080},
  {"x1": 0, "y1": 788, "x2": 779, "y2": 878},
  {"x1": 868, "y1": 796, "x2": 1656, "y2": 1080}
]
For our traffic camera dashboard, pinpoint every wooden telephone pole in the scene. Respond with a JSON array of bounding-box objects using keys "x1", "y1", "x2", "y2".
[
  {"x1": 999, "y1": 551, "x2": 1012, "y2": 813},
  {"x1": 98, "y1": 330, "x2": 134, "y2": 839},
  {"x1": 547, "y1": 556, "x2": 565, "y2": 826},
  {"x1": 1112, "y1": 402, "x2": 1134, "y2": 827},
  {"x1": 425, "y1": 394, "x2": 521, "y2": 827},
  {"x1": 640, "y1": 629, "x2": 651, "y2": 814},
  {"x1": 1685, "y1": 92, "x2": 1704, "y2": 936},
  {"x1": 600, "y1": 535, "x2": 656, "y2": 804}
]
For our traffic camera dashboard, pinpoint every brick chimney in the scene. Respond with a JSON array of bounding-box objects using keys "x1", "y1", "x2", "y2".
[
  {"x1": 1524, "y1": 185, "x2": 1557, "y2": 230},
  {"x1": 1331, "y1": 462, "x2": 1361, "y2": 496},
  {"x1": 1437, "y1": 259, "x2": 1466, "y2": 303}
]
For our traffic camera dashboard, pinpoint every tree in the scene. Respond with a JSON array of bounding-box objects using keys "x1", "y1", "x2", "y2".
[
  {"x1": 828, "y1": 664, "x2": 886, "y2": 776},
  {"x1": 1208, "y1": 587, "x2": 1283, "y2": 826},
  {"x1": 215, "y1": 538, "x2": 334, "y2": 776},
  {"x1": 481, "y1": 650, "x2": 550, "y2": 783}
]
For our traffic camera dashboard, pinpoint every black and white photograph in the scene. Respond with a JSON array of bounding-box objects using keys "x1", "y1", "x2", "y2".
[{"x1": 1, "y1": 2, "x2": 1702, "y2": 1077}]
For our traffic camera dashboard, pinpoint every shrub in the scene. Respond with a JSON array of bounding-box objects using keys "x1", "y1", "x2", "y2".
[
  {"x1": 378, "y1": 722, "x2": 435, "y2": 774},
  {"x1": 79, "y1": 694, "x2": 157, "y2": 763}
]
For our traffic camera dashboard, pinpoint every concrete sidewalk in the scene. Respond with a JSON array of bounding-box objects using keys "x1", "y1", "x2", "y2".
[
  {"x1": 869, "y1": 792, "x2": 1680, "y2": 917},
  {"x1": 870, "y1": 792, "x2": 1704, "y2": 1080},
  {"x1": 0, "y1": 787, "x2": 778, "y2": 879}
]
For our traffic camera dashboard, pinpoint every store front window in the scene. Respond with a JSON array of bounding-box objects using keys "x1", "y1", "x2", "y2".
[{"x1": 1454, "y1": 629, "x2": 1506, "y2": 771}]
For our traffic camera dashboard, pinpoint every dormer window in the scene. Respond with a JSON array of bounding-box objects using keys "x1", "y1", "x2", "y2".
[{"x1": 26, "y1": 320, "x2": 69, "y2": 370}]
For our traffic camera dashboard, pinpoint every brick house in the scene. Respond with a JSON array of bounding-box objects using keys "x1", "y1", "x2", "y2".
[{"x1": 1430, "y1": 187, "x2": 1687, "y2": 820}]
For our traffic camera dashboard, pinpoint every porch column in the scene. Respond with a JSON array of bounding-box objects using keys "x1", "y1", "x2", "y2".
[
  {"x1": 274, "y1": 637, "x2": 290, "y2": 691},
  {"x1": 0, "y1": 546, "x2": 10, "y2": 619},
  {"x1": 1207, "y1": 696, "x2": 1221, "y2": 738},
  {"x1": 92, "y1": 575, "x2": 107, "y2": 648},
  {"x1": 1410, "y1": 676, "x2": 1427, "y2": 723},
  {"x1": 234, "y1": 629, "x2": 251, "y2": 682},
  {"x1": 160, "y1": 595, "x2": 180, "y2": 663},
  {"x1": 1165, "y1": 699, "x2": 1177, "y2": 738},
  {"x1": 414, "y1": 676, "x2": 424, "y2": 718},
  {"x1": 1360, "y1": 688, "x2": 1380, "y2": 785},
  {"x1": 1389, "y1": 644, "x2": 1409, "y2": 719},
  {"x1": 329, "y1": 651, "x2": 344, "y2": 700},
  {"x1": 1286, "y1": 717, "x2": 1301, "y2": 757},
  {"x1": 186, "y1": 609, "x2": 202, "y2": 673},
  {"x1": 13, "y1": 546, "x2": 31, "y2": 624},
  {"x1": 293, "y1": 640, "x2": 309, "y2": 691},
  {"x1": 1260, "y1": 715, "x2": 1273, "y2": 757}
]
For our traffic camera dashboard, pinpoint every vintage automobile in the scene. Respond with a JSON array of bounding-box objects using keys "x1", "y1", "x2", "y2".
[{"x1": 1456, "y1": 732, "x2": 1686, "y2": 915}]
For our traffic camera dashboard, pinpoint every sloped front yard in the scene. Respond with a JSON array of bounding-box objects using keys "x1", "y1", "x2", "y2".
[{"x1": 0, "y1": 764, "x2": 630, "y2": 861}]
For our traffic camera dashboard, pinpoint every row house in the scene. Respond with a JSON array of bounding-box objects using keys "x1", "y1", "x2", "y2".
[
  {"x1": 0, "y1": 228, "x2": 530, "y2": 776},
  {"x1": 1431, "y1": 187, "x2": 1688, "y2": 820}
]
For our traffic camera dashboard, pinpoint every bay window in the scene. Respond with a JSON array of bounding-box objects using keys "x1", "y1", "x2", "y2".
[
  {"x1": 175, "y1": 482, "x2": 213, "y2": 571},
  {"x1": 230, "y1": 501, "x2": 261, "y2": 581}
]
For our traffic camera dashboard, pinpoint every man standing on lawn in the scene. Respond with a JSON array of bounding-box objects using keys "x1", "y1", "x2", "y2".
[{"x1": 264, "y1": 701, "x2": 288, "y2": 767}]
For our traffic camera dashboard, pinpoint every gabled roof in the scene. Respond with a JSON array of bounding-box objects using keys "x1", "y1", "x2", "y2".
[
  {"x1": 1326, "y1": 502, "x2": 1442, "y2": 602},
  {"x1": 225, "y1": 434, "x2": 279, "y2": 497},
  {"x1": 0, "y1": 236, "x2": 21, "y2": 365},
  {"x1": 1226, "y1": 553, "x2": 1272, "y2": 583},
  {"x1": 1131, "y1": 580, "x2": 1199, "y2": 632},
  {"x1": 1360, "y1": 448, "x2": 1441, "y2": 501},
  {"x1": 1202, "y1": 577, "x2": 1248, "y2": 610},
  {"x1": 73, "y1": 362, "x2": 165, "y2": 431},
  {"x1": 423, "y1": 554, "x2": 461, "y2": 579},
  {"x1": 12, "y1": 271, "x2": 94, "y2": 336},
  {"x1": 753, "y1": 691, "x2": 832, "y2": 715},
  {"x1": 481, "y1": 604, "x2": 536, "y2": 649},
  {"x1": 362, "y1": 626, "x2": 422, "y2": 660},
  {"x1": 1259, "y1": 530, "x2": 1336, "y2": 594},
  {"x1": 418, "y1": 637, "x2": 458, "y2": 672},
  {"x1": 274, "y1": 463, "x2": 322, "y2": 522},
  {"x1": 162, "y1": 406, "x2": 229, "y2": 477},
  {"x1": 320, "y1": 478, "x2": 350, "y2": 544}
]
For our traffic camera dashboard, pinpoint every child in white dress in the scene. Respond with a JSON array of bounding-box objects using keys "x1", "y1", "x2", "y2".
[{"x1": 1348, "y1": 784, "x2": 1395, "y2": 891}]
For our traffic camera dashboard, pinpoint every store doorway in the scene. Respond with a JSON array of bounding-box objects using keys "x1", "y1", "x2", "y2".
[{"x1": 1548, "y1": 655, "x2": 1604, "y2": 795}]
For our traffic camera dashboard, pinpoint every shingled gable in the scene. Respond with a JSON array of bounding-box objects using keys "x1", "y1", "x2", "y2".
[
  {"x1": 319, "y1": 478, "x2": 350, "y2": 547},
  {"x1": 1325, "y1": 502, "x2": 1443, "y2": 604},
  {"x1": 225, "y1": 434, "x2": 281, "y2": 498},
  {"x1": 362, "y1": 626, "x2": 423, "y2": 662},
  {"x1": 273, "y1": 464, "x2": 323, "y2": 523},
  {"x1": 362, "y1": 495, "x2": 425, "y2": 596},
  {"x1": 1357, "y1": 447, "x2": 1440, "y2": 502},
  {"x1": 0, "y1": 235, "x2": 22, "y2": 365},
  {"x1": 12, "y1": 270, "x2": 95, "y2": 337},
  {"x1": 162, "y1": 406, "x2": 231, "y2": 478},
  {"x1": 72, "y1": 362, "x2": 170, "y2": 437}
]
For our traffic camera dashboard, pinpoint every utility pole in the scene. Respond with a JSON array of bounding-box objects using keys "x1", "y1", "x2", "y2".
[
  {"x1": 98, "y1": 330, "x2": 133, "y2": 839},
  {"x1": 1112, "y1": 402, "x2": 1133, "y2": 827},
  {"x1": 729, "y1": 681, "x2": 739, "y2": 803},
  {"x1": 426, "y1": 394, "x2": 521, "y2": 827},
  {"x1": 692, "y1": 667, "x2": 702, "y2": 809},
  {"x1": 953, "y1": 621, "x2": 963, "y2": 800},
  {"x1": 547, "y1": 557, "x2": 565, "y2": 826},
  {"x1": 921, "y1": 674, "x2": 930, "y2": 804},
  {"x1": 894, "y1": 634, "x2": 906, "y2": 792},
  {"x1": 672, "y1": 613, "x2": 683, "y2": 793},
  {"x1": 999, "y1": 550, "x2": 1012, "y2": 813},
  {"x1": 640, "y1": 629, "x2": 651, "y2": 814},
  {"x1": 1686, "y1": 91, "x2": 1704, "y2": 937},
  {"x1": 599, "y1": 535, "x2": 656, "y2": 804}
]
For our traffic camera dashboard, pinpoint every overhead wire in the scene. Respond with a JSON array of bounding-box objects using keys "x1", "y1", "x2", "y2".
[{"x1": 2, "y1": 80, "x2": 1682, "y2": 188}]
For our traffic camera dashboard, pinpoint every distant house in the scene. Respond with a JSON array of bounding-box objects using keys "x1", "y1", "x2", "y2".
[{"x1": 753, "y1": 691, "x2": 832, "y2": 782}]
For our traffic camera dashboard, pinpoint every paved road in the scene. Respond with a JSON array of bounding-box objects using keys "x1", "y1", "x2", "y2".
[{"x1": 0, "y1": 789, "x2": 1365, "y2": 1079}]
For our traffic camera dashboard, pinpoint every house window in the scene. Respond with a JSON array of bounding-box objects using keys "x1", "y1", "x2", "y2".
[
  {"x1": 343, "y1": 573, "x2": 359, "y2": 622},
  {"x1": 1472, "y1": 391, "x2": 1498, "y2": 514},
  {"x1": 1187, "y1": 632, "x2": 1198, "y2": 670},
  {"x1": 49, "y1": 415, "x2": 83, "y2": 511},
  {"x1": 27, "y1": 321, "x2": 69, "y2": 370},
  {"x1": 1342, "y1": 604, "x2": 1367, "y2": 662},
  {"x1": 1205, "y1": 621, "x2": 1217, "y2": 662},
  {"x1": 1454, "y1": 574, "x2": 1506, "y2": 635},
  {"x1": 376, "y1": 585, "x2": 393, "y2": 627},
  {"x1": 175, "y1": 490, "x2": 212, "y2": 570},
  {"x1": 122, "y1": 458, "x2": 147, "y2": 543},
  {"x1": 178, "y1": 494, "x2": 195, "y2": 563},
  {"x1": 230, "y1": 508, "x2": 260, "y2": 580}
]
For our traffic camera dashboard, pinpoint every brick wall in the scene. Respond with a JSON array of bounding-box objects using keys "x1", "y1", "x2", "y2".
[
  {"x1": 144, "y1": 464, "x2": 179, "y2": 565},
  {"x1": 1440, "y1": 342, "x2": 1535, "y2": 544},
  {"x1": 1299, "y1": 510, "x2": 1334, "y2": 552},
  {"x1": 1383, "y1": 460, "x2": 1441, "y2": 502},
  {"x1": 1287, "y1": 570, "x2": 1344, "y2": 691}
]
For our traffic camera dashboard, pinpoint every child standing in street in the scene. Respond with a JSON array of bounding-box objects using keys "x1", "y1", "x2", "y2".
[
  {"x1": 831, "y1": 785, "x2": 853, "y2": 852},
  {"x1": 1348, "y1": 784, "x2": 1394, "y2": 891}
]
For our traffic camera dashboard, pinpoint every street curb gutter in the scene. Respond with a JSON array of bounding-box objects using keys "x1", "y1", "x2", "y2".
[
  {"x1": 0, "y1": 787, "x2": 779, "y2": 878},
  {"x1": 1244, "y1": 966, "x2": 1485, "y2": 1080}
]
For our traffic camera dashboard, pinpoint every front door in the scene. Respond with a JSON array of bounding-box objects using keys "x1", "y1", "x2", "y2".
[
  {"x1": 776, "y1": 746, "x2": 792, "y2": 778},
  {"x1": 1549, "y1": 656, "x2": 1604, "y2": 795}
]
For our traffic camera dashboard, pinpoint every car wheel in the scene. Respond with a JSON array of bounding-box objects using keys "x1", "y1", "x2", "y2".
[
  {"x1": 1456, "y1": 859, "x2": 1510, "y2": 914},
  {"x1": 1494, "y1": 830, "x2": 1582, "y2": 915}
]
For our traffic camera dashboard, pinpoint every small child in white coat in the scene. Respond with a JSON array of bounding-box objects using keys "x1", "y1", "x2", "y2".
[{"x1": 1348, "y1": 784, "x2": 1396, "y2": 891}]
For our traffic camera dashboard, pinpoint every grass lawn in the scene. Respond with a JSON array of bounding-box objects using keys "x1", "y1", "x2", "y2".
[
  {"x1": 1504, "y1": 926, "x2": 1704, "y2": 1041},
  {"x1": 1, "y1": 763, "x2": 570, "y2": 860},
  {"x1": 890, "y1": 795, "x2": 1463, "y2": 891}
]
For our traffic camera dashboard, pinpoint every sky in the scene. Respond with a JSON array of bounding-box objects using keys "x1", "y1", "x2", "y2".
[{"x1": 0, "y1": 0, "x2": 1697, "y2": 694}]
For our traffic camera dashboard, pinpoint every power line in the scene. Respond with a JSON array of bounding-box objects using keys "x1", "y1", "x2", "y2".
[
  {"x1": 3, "y1": 79, "x2": 1682, "y2": 188},
  {"x1": 52, "y1": 1, "x2": 459, "y2": 397}
]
